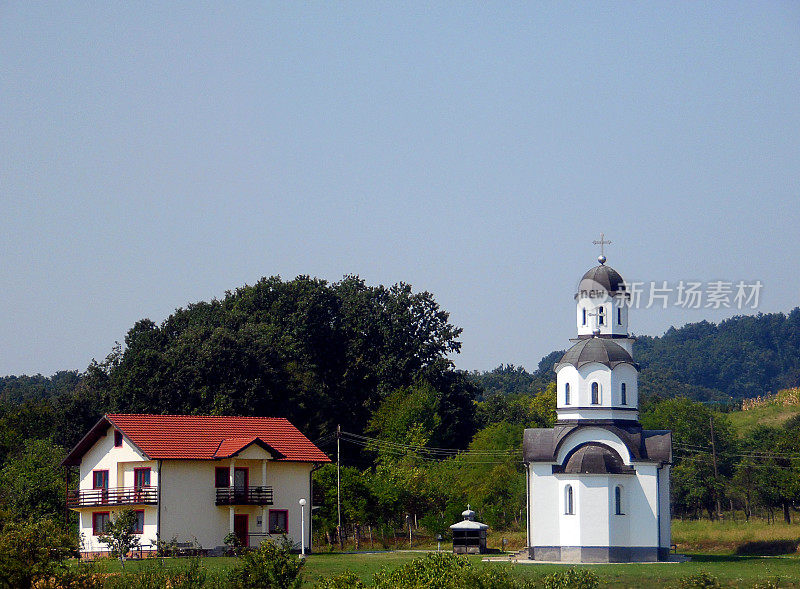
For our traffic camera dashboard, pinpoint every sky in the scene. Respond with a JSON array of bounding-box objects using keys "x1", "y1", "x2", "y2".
[{"x1": 2, "y1": 2, "x2": 799, "y2": 378}]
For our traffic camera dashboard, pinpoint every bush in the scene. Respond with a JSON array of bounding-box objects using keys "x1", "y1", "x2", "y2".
[
  {"x1": 316, "y1": 571, "x2": 367, "y2": 588},
  {"x1": 677, "y1": 572, "x2": 722, "y2": 589},
  {"x1": 228, "y1": 538, "x2": 304, "y2": 589},
  {"x1": 372, "y1": 552, "x2": 532, "y2": 589},
  {"x1": 542, "y1": 567, "x2": 600, "y2": 589},
  {"x1": 0, "y1": 518, "x2": 76, "y2": 589}
]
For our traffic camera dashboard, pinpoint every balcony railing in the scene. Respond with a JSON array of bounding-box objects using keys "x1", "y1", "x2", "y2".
[
  {"x1": 215, "y1": 486, "x2": 274, "y2": 506},
  {"x1": 67, "y1": 486, "x2": 158, "y2": 508}
]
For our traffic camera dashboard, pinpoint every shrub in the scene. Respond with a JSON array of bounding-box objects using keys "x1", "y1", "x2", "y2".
[
  {"x1": 677, "y1": 572, "x2": 722, "y2": 589},
  {"x1": 541, "y1": 567, "x2": 600, "y2": 589},
  {"x1": 228, "y1": 537, "x2": 304, "y2": 589},
  {"x1": 372, "y1": 552, "x2": 531, "y2": 589},
  {"x1": 0, "y1": 518, "x2": 76, "y2": 589},
  {"x1": 315, "y1": 571, "x2": 367, "y2": 588}
]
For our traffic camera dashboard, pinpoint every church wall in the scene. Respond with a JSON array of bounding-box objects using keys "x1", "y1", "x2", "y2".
[
  {"x1": 529, "y1": 464, "x2": 560, "y2": 547},
  {"x1": 572, "y1": 476, "x2": 610, "y2": 547},
  {"x1": 629, "y1": 464, "x2": 660, "y2": 549},
  {"x1": 610, "y1": 364, "x2": 638, "y2": 408},
  {"x1": 659, "y1": 465, "x2": 672, "y2": 550},
  {"x1": 575, "y1": 296, "x2": 629, "y2": 338}
]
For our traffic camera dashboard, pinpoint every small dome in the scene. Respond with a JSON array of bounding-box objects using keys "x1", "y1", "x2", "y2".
[
  {"x1": 576, "y1": 265, "x2": 626, "y2": 298},
  {"x1": 562, "y1": 443, "x2": 633, "y2": 474},
  {"x1": 461, "y1": 505, "x2": 476, "y2": 521},
  {"x1": 555, "y1": 338, "x2": 636, "y2": 370}
]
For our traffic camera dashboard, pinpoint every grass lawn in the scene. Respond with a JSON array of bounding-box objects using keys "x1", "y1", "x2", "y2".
[
  {"x1": 300, "y1": 551, "x2": 800, "y2": 588},
  {"x1": 726, "y1": 403, "x2": 800, "y2": 436},
  {"x1": 84, "y1": 550, "x2": 800, "y2": 587}
]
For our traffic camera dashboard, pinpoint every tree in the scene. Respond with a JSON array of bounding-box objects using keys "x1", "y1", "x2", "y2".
[
  {"x1": 98, "y1": 508, "x2": 140, "y2": 568},
  {"x1": 0, "y1": 518, "x2": 75, "y2": 589},
  {"x1": 0, "y1": 438, "x2": 66, "y2": 524}
]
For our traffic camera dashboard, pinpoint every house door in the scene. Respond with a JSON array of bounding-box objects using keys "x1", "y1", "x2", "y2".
[
  {"x1": 233, "y1": 468, "x2": 248, "y2": 501},
  {"x1": 234, "y1": 514, "x2": 249, "y2": 548}
]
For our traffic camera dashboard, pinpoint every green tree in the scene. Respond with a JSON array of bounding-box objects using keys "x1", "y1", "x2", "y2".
[
  {"x1": 0, "y1": 518, "x2": 76, "y2": 589},
  {"x1": 98, "y1": 508, "x2": 140, "y2": 569},
  {"x1": 0, "y1": 438, "x2": 66, "y2": 524}
]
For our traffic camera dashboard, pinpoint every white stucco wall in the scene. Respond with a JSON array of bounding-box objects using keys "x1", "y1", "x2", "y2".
[
  {"x1": 78, "y1": 425, "x2": 153, "y2": 490},
  {"x1": 160, "y1": 459, "x2": 313, "y2": 550}
]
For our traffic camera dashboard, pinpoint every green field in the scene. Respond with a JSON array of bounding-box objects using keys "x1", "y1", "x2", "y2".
[
  {"x1": 726, "y1": 402, "x2": 800, "y2": 436},
  {"x1": 86, "y1": 547, "x2": 800, "y2": 588}
]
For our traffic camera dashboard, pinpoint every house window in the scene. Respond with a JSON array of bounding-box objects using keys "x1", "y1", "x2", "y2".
[
  {"x1": 93, "y1": 470, "x2": 109, "y2": 489},
  {"x1": 621, "y1": 383, "x2": 627, "y2": 405},
  {"x1": 215, "y1": 467, "x2": 230, "y2": 488},
  {"x1": 615, "y1": 486, "x2": 624, "y2": 515},
  {"x1": 591, "y1": 383, "x2": 600, "y2": 404},
  {"x1": 565, "y1": 383, "x2": 571, "y2": 405},
  {"x1": 565, "y1": 486, "x2": 574, "y2": 515},
  {"x1": 582, "y1": 308, "x2": 587, "y2": 326},
  {"x1": 114, "y1": 430, "x2": 123, "y2": 447},
  {"x1": 134, "y1": 468, "x2": 151, "y2": 488},
  {"x1": 134, "y1": 510, "x2": 145, "y2": 534},
  {"x1": 92, "y1": 512, "x2": 110, "y2": 535},
  {"x1": 617, "y1": 307, "x2": 622, "y2": 325},
  {"x1": 269, "y1": 510, "x2": 289, "y2": 534},
  {"x1": 598, "y1": 306, "x2": 605, "y2": 326}
]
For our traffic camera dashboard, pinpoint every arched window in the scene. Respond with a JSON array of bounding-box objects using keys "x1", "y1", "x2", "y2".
[
  {"x1": 621, "y1": 383, "x2": 627, "y2": 405},
  {"x1": 591, "y1": 382, "x2": 599, "y2": 404},
  {"x1": 565, "y1": 485, "x2": 574, "y2": 515},
  {"x1": 565, "y1": 383, "x2": 571, "y2": 405},
  {"x1": 615, "y1": 486, "x2": 623, "y2": 515},
  {"x1": 582, "y1": 308, "x2": 587, "y2": 326},
  {"x1": 617, "y1": 307, "x2": 622, "y2": 325},
  {"x1": 598, "y1": 306, "x2": 605, "y2": 325}
]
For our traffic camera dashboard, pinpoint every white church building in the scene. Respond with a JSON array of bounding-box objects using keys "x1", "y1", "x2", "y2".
[{"x1": 523, "y1": 251, "x2": 672, "y2": 562}]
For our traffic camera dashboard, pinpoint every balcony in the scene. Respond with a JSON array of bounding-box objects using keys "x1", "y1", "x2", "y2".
[
  {"x1": 215, "y1": 486, "x2": 274, "y2": 506},
  {"x1": 67, "y1": 486, "x2": 158, "y2": 508}
]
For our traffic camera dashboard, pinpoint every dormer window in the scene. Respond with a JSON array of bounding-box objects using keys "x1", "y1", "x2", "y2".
[
  {"x1": 621, "y1": 383, "x2": 627, "y2": 405},
  {"x1": 598, "y1": 307, "x2": 605, "y2": 326},
  {"x1": 565, "y1": 383, "x2": 571, "y2": 405},
  {"x1": 591, "y1": 382, "x2": 600, "y2": 404}
]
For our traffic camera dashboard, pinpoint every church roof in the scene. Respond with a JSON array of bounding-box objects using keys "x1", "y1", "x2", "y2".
[
  {"x1": 555, "y1": 442, "x2": 634, "y2": 475},
  {"x1": 522, "y1": 423, "x2": 672, "y2": 465},
  {"x1": 576, "y1": 264, "x2": 626, "y2": 297},
  {"x1": 555, "y1": 337, "x2": 637, "y2": 370}
]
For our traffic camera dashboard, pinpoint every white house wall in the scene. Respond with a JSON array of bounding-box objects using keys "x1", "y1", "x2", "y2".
[
  {"x1": 159, "y1": 459, "x2": 313, "y2": 551},
  {"x1": 78, "y1": 425, "x2": 152, "y2": 490}
]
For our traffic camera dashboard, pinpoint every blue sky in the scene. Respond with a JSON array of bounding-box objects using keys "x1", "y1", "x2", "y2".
[{"x1": 2, "y1": 2, "x2": 799, "y2": 377}]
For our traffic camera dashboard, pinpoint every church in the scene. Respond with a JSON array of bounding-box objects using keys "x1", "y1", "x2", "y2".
[{"x1": 523, "y1": 247, "x2": 672, "y2": 562}]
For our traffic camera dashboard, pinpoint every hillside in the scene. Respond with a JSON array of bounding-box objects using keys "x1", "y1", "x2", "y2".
[
  {"x1": 473, "y1": 309, "x2": 800, "y2": 403},
  {"x1": 725, "y1": 388, "x2": 800, "y2": 435}
]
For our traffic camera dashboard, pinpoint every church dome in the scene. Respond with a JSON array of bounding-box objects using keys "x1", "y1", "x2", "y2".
[
  {"x1": 576, "y1": 264, "x2": 626, "y2": 297},
  {"x1": 561, "y1": 443, "x2": 634, "y2": 475},
  {"x1": 555, "y1": 337, "x2": 636, "y2": 370}
]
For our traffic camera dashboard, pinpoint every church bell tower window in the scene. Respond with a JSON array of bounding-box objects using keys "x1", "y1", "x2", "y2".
[
  {"x1": 617, "y1": 307, "x2": 622, "y2": 325},
  {"x1": 591, "y1": 383, "x2": 599, "y2": 404},
  {"x1": 582, "y1": 308, "x2": 587, "y2": 326},
  {"x1": 565, "y1": 383, "x2": 571, "y2": 405},
  {"x1": 621, "y1": 383, "x2": 627, "y2": 405},
  {"x1": 598, "y1": 306, "x2": 605, "y2": 326}
]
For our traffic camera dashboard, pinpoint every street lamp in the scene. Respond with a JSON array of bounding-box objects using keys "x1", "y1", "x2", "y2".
[{"x1": 299, "y1": 498, "x2": 307, "y2": 558}]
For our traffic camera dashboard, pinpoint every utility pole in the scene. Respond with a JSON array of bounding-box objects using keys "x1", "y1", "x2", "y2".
[
  {"x1": 337, "y1": 424, "x2": 343, "y2": 549},
  {"x1": 709, "y1": 416, "x2": 722, "y2": 520}
]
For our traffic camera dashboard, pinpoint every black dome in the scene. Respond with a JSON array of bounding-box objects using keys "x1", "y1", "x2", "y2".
[
  {"x1": 555, "y1": 337, "x2": 637, "y2": 370},
  {"x1": 561, "y1": 443, "x2": 634, "y2": 474},
  {"x1": 577, "y1": 264, "x2": 626, "y2": 297}
]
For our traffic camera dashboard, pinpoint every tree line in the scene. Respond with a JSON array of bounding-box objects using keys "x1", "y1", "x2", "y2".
[{"x1": 0, "y1": 275, "x2": 799, "y2": 537}]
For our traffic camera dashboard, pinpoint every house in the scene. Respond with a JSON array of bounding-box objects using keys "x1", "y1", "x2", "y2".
[
  {"x1": 523, "y1": 252, "x2": 672, "y2": 562},
  {"x1": 62, "y1": 414, "x2": 330, "y2": 555}
]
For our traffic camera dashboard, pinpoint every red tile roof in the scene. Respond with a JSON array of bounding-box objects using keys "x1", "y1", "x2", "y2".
[{"x1": 62, "y1": 414, "x2": 330, "y2": 465}]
